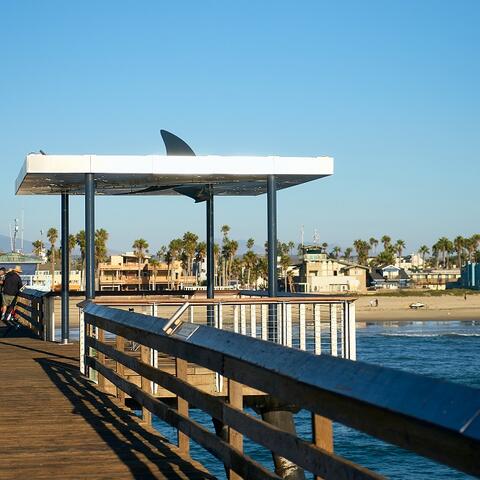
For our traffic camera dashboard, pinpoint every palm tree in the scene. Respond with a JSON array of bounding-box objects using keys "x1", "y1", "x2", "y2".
[
  {"x1": 47, "y1": 228, "x2": 58, "y2": 291},
  {"x1": 32, "y1": 239, "x2": 44, "y2": 257},
  {"x1": 195, "y1": 241, "x2": 207, "y2": 285},
  {"x1": 381, "y1": 235, "x2": 391, "y2": 250},
  {"x1": 343, "y1": 247, "x2": 353, "y2": 260},
  {"x1": 220, "y1": 225, "x2": 230, "y2": 285},
  {"x1": 95, "y1": 229, "x2": 109, "y2": 266},
  {"x1": 321, "y1": 242, "x2": 328, "y2": 253},
  {"x1": 395, "y1": 239, "x2": 406, "y2": 266},
  {"x1": 213, "y1": 243, "x2": 220, "y2": 287},
  {"x1": 435, "y1": 237, "x2": 451, "y2": 268},
  {"x1": 331, "y1": 246, "x2": 341, "y2": 259},
  {"x1": 150, "y1": 258, "x2": 159, "y2": 291},
  {"x1": 221, "y1": 225, "x2": 230, "y2": 240},
  {"x1": 287, "y1": 241, "x2": 295, "y2": 254},
  {"x1": 353, "y1": 239, "x2": 369, "y2": 265},
  {"x1": 453, "y1": 236, "x2": 465, "y2": 268},
  {"x1": 156, "y1": 246, "x2": 167, "y2": 262},
  {"x1": 76, "y1": 230, "x2": 86, "y2": 289},
  {"x1": 167, "y1": 238, "x2": 183, "y2": 288},
  {"x1": 132, "y1": 239, "x2": 149, "y2": 290},
  {"x1": 246, "y1": 238, "x2": 255, "y2": 251},
  {"x1": 182, "y1": 231, "x2": 198, "y2": 277},
  {"x1": 243, "y1": 250, "x2": 258, "y2": 289},
  {"x1": 369, "y1": 237, "x2": 379, "y2": 255},
  {"x1": 418, "y1": 245, "x2": 430, "y2": 267}
]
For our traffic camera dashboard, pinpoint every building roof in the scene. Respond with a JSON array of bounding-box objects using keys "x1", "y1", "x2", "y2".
[
  {"x1": 16, "y1": 154, "x2": 334, "y2": 197},
  {"x1": 0, "y1": 252, "x2": 42, "y2": 264}
]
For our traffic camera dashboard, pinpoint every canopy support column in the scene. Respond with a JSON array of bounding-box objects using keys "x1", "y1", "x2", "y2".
[
  {"x1": 61, "y1": 193, "x2": 70, "y2": 343},
  {"x1": 267, "y1": 175, "x2": 278, "y2": 342},
  {"x1": 85, "y1": 174, "x2": 95, "y2": 300},
  {"x1": 206, "y1": 186, "x2": 215, "y2": 326}
]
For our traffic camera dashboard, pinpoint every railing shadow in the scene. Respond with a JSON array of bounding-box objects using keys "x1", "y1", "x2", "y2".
[
  {"x1": 0, "y1": 323, "x2": 38, "y2": 340},
  {"x1": 36, "y1": 357, "x2": 215, "y2": 480}
]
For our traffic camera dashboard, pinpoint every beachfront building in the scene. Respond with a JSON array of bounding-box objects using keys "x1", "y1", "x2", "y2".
[
  {"x1": 461, "y1": 263, "x2": 480, "y2": 290},
  {"x1": 395, "y1": 253, "x2": 425, "y2": 270},
  {"x1": 297, "y1": 246, "x2": 368, "y2": 293},
  {"x1": 368, "y1": 265, "x2": 411, "y2": 289},
  {"x1": 33, "y1": 267, "x2": 83, "y2": 291},
  {"x1": 409, "y1": 268, "x2": 461, "y2": 290},
  {"x1": 98, "y1": 252, "x2": 196, "y2": 291}
]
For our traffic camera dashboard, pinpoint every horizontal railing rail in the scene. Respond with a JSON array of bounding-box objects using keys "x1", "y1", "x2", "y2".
[{"x1": 82, "y1": 302, "x2": 480, "y2": 479}]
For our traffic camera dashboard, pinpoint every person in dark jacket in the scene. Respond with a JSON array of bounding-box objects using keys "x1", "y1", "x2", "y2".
[{"x1": 1, "y1": 265, "x2": 23, "y2": 321}]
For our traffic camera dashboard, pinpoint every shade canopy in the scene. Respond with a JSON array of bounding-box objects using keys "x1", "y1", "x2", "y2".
[{"x1": 16, "y1": 154, "x2": 334, "y2": 199}]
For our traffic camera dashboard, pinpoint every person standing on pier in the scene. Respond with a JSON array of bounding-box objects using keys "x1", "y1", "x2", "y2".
[{"x1": 1, "y1": 266, "x2": 23, "y2": 322}]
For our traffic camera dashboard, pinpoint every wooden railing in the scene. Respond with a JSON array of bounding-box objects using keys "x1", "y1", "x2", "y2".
[
  {"x1": 15, "y1": 289, "x2": 55, "y2": 340},
  {"x1": 81, "y1": 302, "x2": 480, "y2": 479}
]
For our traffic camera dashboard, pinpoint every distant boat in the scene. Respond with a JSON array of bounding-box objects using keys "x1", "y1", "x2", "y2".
[{"x1": 410, "y1": 302, "x2": 425, "y2": 310}]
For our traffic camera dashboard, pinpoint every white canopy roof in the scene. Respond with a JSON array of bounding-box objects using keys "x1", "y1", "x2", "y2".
[{"x1": 16, "y1": 154, "x2": 333, "y2": 197}]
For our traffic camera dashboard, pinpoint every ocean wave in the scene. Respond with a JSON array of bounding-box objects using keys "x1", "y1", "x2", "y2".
[{"x1": 380, "y1": 332, "x2": 480, "y2": 338}]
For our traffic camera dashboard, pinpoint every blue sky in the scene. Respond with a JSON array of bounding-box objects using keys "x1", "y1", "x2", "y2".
[{"x1": 1, "y1": 0, "x2": 479, "y2": 254}]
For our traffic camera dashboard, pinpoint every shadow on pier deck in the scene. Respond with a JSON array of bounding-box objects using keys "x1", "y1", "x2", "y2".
[{"x1": 0, "y1": 326, "x2": 214, "y2": 480}]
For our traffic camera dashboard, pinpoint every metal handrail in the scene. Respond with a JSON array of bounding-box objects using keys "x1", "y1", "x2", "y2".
[{"x1": 82, "y1": 302, "x2": 480, "y2": 478}]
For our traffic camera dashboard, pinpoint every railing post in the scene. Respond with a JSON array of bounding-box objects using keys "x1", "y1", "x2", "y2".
[
  {"x1": 45, "y1": 295, "x2": 55, "y2": 342},
  {"x1": 299, "y1": 303, "x2": 306, "y2": 351},
  {"x1": 312, "y1": 414, "x2": 334, "y2": 480},
  {"x1": 115, "y1": 334, "x2": 126, "y2": 404},
  {"x1": 250, "y1": 304, "x2": 256, "y2": 338},
  {"x1": 215, "y1": 303, "x2": 224, "y2": 394},
  {"x1": 228, "y1": 379, "x2": 243, "y2": 480},
  {"x1": 97, "y1": 328, "x2": 106, "y2": 391},
  {"x1": 286, "y1": 303, "x2": 292, "y2": 348},
  {"x1": 79, "y1": 307, "x2": 86, "y2": 375},
  {"x1": 176, "y1": 356, "x2": 189, "y2": 454},
  {"x1": 240, "y1": 304, "x2": 246, "y2": 335},
  {"x1": 346, "y1": 301, "x2": 356, "y2": 361},
  {"x1": 140, "y1": 345, "x2": 152, "y2": 425},
  {"x1": 261, "y1": 304, "x2": 268, "y2": 340},
  {"x1": 330, "y1": 304, "x2": 338, "y2": 356},
  {"x1": 233, "y1": 305, "x2": 239, "y2": 333},
  {"x1": 314, "y1": 304, "x2": 321, "y2": 355}
]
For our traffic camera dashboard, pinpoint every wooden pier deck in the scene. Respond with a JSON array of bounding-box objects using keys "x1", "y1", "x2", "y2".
[{"x1": 0, "y1": 326, "x2": 215, "y2": 480}]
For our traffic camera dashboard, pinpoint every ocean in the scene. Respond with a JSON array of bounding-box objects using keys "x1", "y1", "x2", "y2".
[{"x1": 152, "y1": 320, "x2": 480, "y2": 479}]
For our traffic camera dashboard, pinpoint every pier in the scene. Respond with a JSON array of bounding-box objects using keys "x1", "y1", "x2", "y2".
[{"x1": 0, "y1": 289, "x2": 478, "y2": 479}]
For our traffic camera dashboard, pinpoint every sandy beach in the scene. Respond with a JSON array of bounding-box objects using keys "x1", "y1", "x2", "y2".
[{"x1": 356, "y1": 293, "x2": 480, "y2": 322}]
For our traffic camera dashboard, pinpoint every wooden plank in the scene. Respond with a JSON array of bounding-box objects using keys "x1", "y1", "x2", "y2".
[{"x1": 0, "y1": 335, "x2": 214, "y2": 480}]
